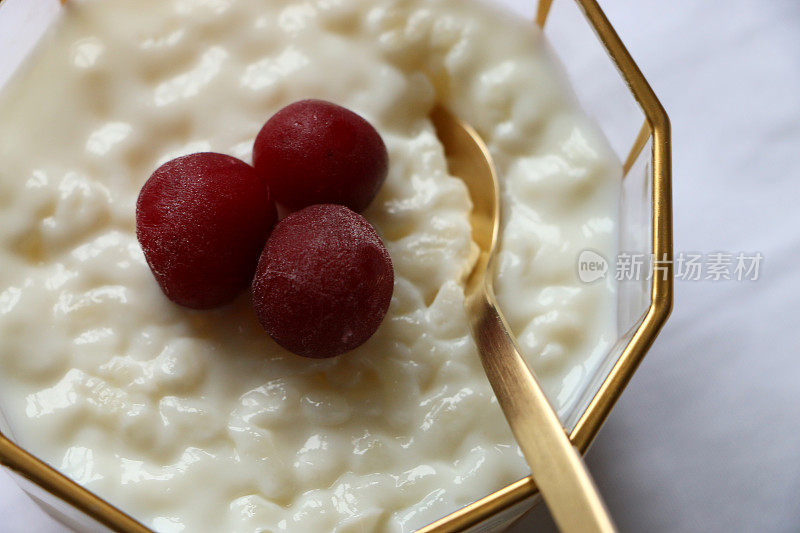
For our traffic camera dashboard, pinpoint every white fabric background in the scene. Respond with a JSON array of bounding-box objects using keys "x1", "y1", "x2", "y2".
[{"x1": 1, "y1": 0, "x2": 799, "y2": 531}]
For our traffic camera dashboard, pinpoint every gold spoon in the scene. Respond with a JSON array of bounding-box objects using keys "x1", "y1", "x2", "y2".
[{"x1": 431, "y1": 106, "x2": 617, "y2": 533}]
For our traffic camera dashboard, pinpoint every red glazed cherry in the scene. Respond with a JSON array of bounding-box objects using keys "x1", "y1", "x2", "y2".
[
  {"x1": 252, "y1": 204, "x2": 394, "y2": 358},
  {"x1": 136, "y1": 152, "x2": 277, "y2": 309},
  {"x1": 253, "y1": 99, "x2": 389, "y2": 213}
]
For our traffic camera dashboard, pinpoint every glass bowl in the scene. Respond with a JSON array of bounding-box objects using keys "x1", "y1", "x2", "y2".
[{"x1": 0, "y1": 0, "x2": 672, "y2": 531}]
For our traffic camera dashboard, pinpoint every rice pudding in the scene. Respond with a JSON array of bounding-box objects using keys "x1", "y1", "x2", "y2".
[{"x1": 0, "y1": 0, "x2": 620, "y2": 531}]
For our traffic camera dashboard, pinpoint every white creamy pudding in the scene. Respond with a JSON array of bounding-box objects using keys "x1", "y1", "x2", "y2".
[{"x1": 0, "y1": 0, "x2": 620, "y2": 531}]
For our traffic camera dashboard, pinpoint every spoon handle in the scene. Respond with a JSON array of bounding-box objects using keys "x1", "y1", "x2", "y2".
[{"x1": 466, "y1": 289, "x2": 616, "y2": 533}]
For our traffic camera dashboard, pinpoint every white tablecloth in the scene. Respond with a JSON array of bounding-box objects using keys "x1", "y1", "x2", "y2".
[{"x1": 2, "y1": 0, "x2": 799, "y2": 531}]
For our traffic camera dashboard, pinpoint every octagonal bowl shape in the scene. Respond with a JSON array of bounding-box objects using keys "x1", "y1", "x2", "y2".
[{"x1": 0, "y1": 0, "x2": 671, "y2": 531}]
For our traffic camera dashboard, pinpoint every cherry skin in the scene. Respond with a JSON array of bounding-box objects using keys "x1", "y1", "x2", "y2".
[
  {"x1": 252, "y1": 204, "x2": 394, "y2": 358},
  {"x1": 136, "y1": 152, "x2": 277, "y2": 310},
  {"x1": 253, "y1": 99, "x2": 389, "y2": 213}
]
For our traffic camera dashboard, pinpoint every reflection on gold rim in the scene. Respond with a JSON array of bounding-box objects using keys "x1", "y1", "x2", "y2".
[
  {"x1": 0, "y1": 0, "x2": 672, "y2": 532},
  {"x1": 623, "y1": 120, "x2": 651, "y2": 177}
]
